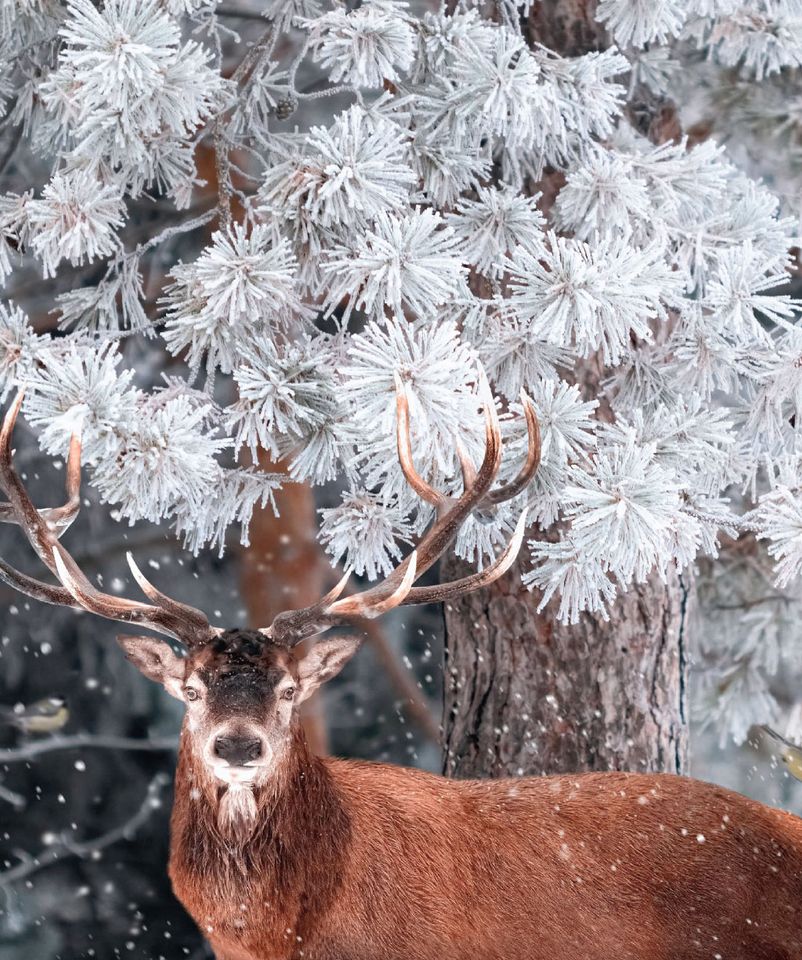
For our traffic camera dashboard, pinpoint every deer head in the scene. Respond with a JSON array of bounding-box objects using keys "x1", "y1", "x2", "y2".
[
  {"x1": 0, "y1": 376, "x2": 540, "y2": 799},
  {"x1": 116, "y1": 628, "x2": 361, "y2": 791}
]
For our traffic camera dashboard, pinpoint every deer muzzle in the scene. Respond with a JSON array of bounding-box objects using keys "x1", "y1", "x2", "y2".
[
  {"x1": 205, "y1": 726, "x2": 272, "y2": 783},
  {"x1": 215, "y1": 735, "x2": 263, "y2": 765}
]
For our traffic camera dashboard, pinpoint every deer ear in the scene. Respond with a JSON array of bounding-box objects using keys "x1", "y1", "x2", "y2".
[
  {"x1": 295, "y1": 635, "x2": 361, "y2": 703},
  {"x1": 117, "y1": 636, "x2": 187, "y2": 700}
]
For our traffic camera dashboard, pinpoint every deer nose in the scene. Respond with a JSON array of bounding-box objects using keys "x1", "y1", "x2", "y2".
[{"x1": 214, "y1": 735, "x2": 263, "y2": 766}]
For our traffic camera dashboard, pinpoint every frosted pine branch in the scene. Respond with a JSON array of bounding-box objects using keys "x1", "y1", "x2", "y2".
[{"x1": 2, "y1": 0, "x2": 802, "y2": 743}]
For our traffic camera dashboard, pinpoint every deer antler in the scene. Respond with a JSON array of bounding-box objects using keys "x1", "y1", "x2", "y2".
[
  {"x1": 264, "y1": 373, "x2": 540, "y2": 646},
  {"x1": 0, "y1": 373, "x2": 539, "y2": 651},
  {"x1": 0, "y1": 392, "x2": 217, "y2": 647}
]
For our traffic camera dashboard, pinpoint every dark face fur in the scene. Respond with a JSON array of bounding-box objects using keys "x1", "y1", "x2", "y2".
[
  {"x1": 117, "y1": 628, "x2": 359, "y2": 787},
  {"x1": 182, "y1": 631, "x2": 297, "y2": 787}
]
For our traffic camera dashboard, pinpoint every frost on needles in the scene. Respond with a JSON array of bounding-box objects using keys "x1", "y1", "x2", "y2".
[{"x1": 2, "y1": 0, "x2": 802, "y2": 743}]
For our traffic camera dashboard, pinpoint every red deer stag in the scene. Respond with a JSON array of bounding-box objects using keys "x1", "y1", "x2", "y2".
[{"x1": 1, "y1": 385, "x2": 801, "y2": 960}]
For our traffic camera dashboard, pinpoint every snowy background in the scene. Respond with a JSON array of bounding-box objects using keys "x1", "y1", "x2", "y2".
[{"x1": 4, "y1": 0, "x2": 802, "y2": 955}]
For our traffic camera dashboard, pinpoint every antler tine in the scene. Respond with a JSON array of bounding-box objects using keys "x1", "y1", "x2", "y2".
[
  {"x1": 394, "y1": 374, "x2": 449, "y2": 515},
  {"x1": 398, "y1": 508, "x2": 528, "y2": 606},
  {"x1": 483, "y1": 390, "x2": 541, "y2": 506},
  {"x1": 318, "y1": 568, "x2": 352, "y2": 607},
  {"x1": 0, "y1": 393, "x2": 216, "y2": 647},
  {"x1": 47, "y1": 428, "x2": 82, "y2": 529},
  {"x1": 51, "y1": 547, "x2": 181, "y2": 639},
  {"x1": 0, "y1": 391, "x2": 62, "y2": 576},
  {"x1": 388, "y1": 370, "x2": 504, "y2": 582},
  {"x1": 126, "y1": 553, "x2": 221, "y2": 640},
  {"x1": 52, "y1": 545, "x2": 214, "y2": 645},
  {"x1": 0, "y1": 558, "x2": 78, "y2": 607},
  {"x1": 260, "y1": 568, "x2": 353, "y2": 644},
  {"x1": 328, "y1": 551, "x2": 418, "y2": 619},
  {"x1": 1, "y1": 424, "x2": 84, "y2": 535},
  {"x1": 265, "y1": 375, "x2": 507, "y2": 647},
  {"x1": 455, "y1": 440, "x2": 477, "y2": 490}
]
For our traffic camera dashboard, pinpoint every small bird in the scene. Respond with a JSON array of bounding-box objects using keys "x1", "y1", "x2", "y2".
[
  {"x1": 0, "y1": 695, "x2": 69, "y2": 735},
  {"x1": 761, "y1": 725, "x2": 802, "y2": 782}
]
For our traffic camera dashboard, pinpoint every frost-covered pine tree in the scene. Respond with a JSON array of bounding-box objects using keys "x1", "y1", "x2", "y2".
[{"x1": 2, "y1": 0, "x2": 802, "y2": 777}]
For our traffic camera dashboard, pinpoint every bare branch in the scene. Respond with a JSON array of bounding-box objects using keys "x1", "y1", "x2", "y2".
[
  {"x1": 213, "y1": 25, "x2": 276, "y2": 226},
  {"x1": 0, "y1": 773, "x2": 169, "y2": 887},
  {"x1": 216, "y1": 5, "x2": 268, "y2": 21},
  {"x1": 0, "y1": 734, "x2": 177, "y2": 764},
  {"x1": 137, "y1": 208, "x2": 217, "y2": 254},
  {"x1": 0, "y1": 782, "x2": 25, "y2": 809}
]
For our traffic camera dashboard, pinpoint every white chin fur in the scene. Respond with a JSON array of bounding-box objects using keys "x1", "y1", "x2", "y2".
[
  {"x1": 212, "y1": 764, "x2": 260, "y2": 785},
  {"x1": 218, "y1": 782, "x2": 258, "y2": 834}
]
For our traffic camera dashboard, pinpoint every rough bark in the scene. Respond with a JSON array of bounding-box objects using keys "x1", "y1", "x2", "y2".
[
  {"x1": 526, "y1": 0, "x2": 607, "y2": 56},
  {"x1": 442, "y1": 554, "x2": 692, "y2": 778}
]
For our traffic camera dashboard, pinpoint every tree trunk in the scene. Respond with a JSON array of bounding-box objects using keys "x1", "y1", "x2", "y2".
[
  {"x1": 439, "y1": 0, "x2": 691, "y2": 782},
  {"x1": 442, "y1": 555, "x2": 692, "y2": 778}
]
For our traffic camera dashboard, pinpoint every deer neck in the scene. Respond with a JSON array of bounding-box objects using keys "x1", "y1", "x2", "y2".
[{"x1": 169, "y1": 724, "x2": 349, "y2": 909}]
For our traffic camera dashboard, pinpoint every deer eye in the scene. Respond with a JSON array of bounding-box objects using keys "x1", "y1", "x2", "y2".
[
  {"x1": 185, "y1": 688, "x2": 200, "y2": 702},
  {"x1": 281, "y1": 686, "x2": 295, "y2": 701}
]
